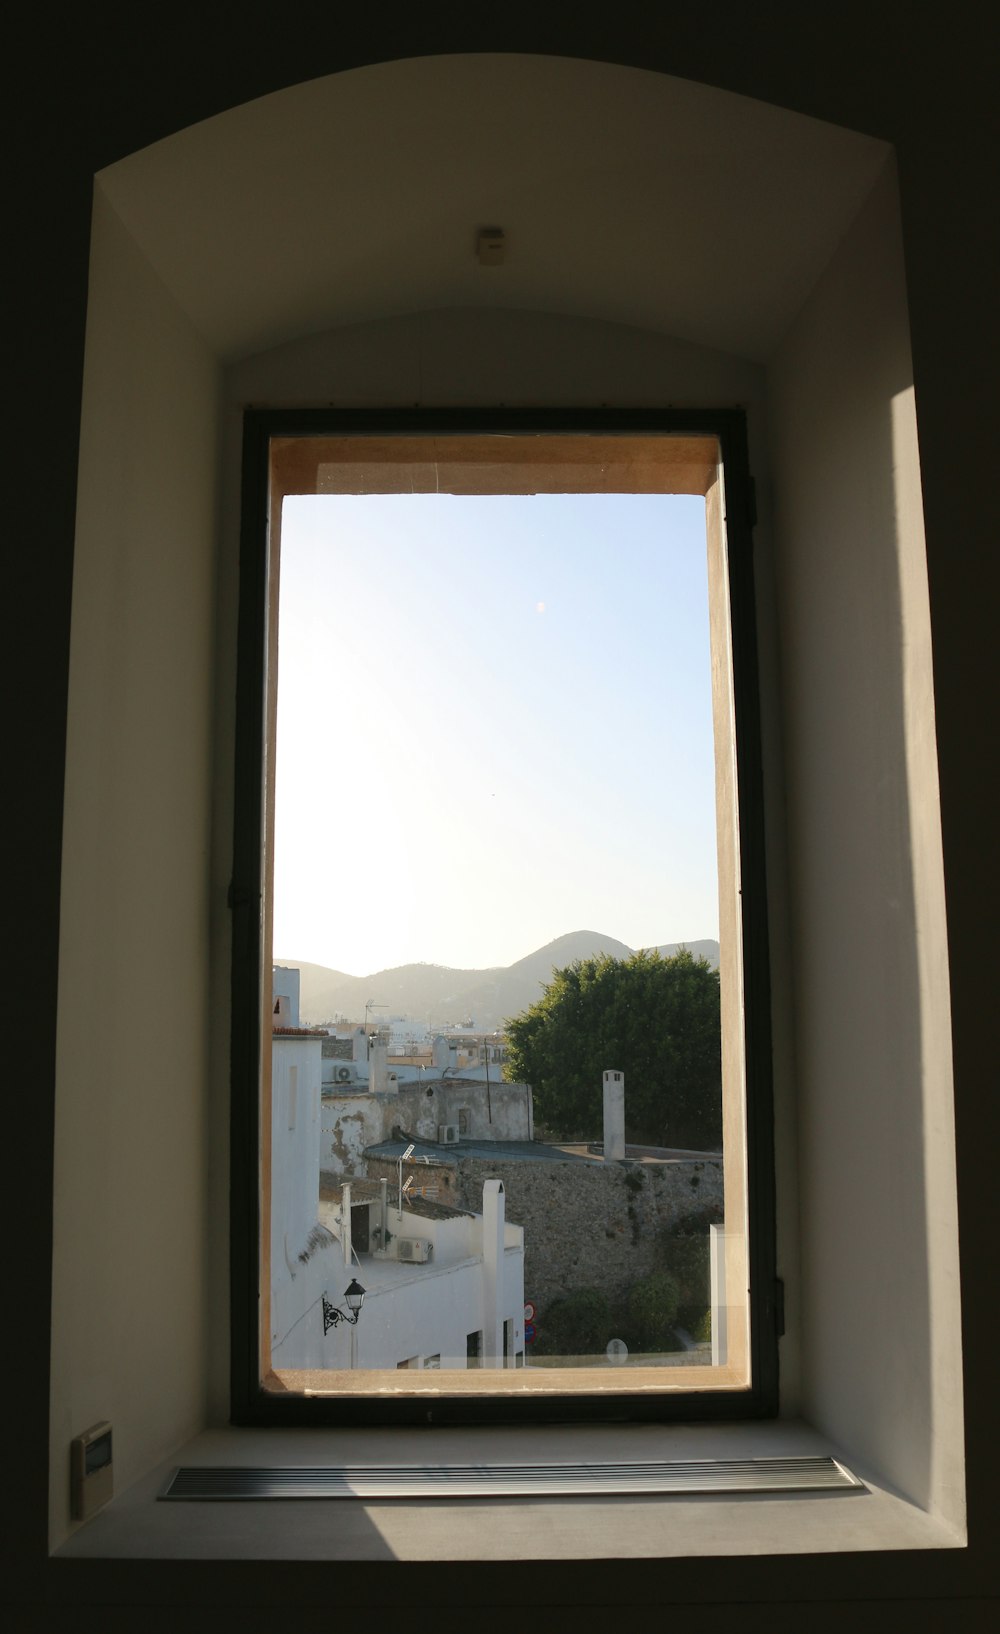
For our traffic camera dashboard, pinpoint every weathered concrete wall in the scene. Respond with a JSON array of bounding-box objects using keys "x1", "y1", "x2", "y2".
[
  {"x1": 401, "y1": 1079, "x2": 532, "y2": 1144},
  {"x1": 320, "y1": 1078, "x2": 533, "y2": 1178},
  {"x1": 320, "y1": 1092, "x2": 385, "y2": 1177},
  {"x1": 449, "y1": 1157, "x2": 724, "y2": 1316}
]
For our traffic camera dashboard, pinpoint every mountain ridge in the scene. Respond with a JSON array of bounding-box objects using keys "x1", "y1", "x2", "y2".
[{"x1": 280, "y1": 931, "x2": 720, "y2": 1032}]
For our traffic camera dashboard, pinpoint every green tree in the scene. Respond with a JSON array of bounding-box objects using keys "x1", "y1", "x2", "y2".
[
  {"x1": 505, "y1": 949, "x2": 722, "y2": 1150},
  {"x1": 535, "y1": 1288, "x2": 612, "y2": 1357},
  {"x1": 625, "y1": 1271, "x2": 681, "y2": 1352},
  {"x1": 656, "y1": 1205, "x2": 723, "y2": 1333}
]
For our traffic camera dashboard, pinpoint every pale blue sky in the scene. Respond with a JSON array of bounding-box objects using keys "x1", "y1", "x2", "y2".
[{"x1": 273, "y1": 492, "x2": 719, "y2": 974}]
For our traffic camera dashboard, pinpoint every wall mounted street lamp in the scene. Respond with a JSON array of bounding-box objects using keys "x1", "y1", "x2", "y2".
[{"x1": 322, "y1": 1279, "x2": 366, "y2": 1334}]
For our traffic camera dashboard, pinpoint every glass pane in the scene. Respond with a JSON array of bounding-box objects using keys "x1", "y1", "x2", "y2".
[{"x1": 262, "y1": 442, "x2": 748, "y2": 1394}]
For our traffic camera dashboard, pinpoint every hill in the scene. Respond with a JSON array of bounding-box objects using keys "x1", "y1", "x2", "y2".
[
  {"x1": 655, "y1": 939, "x2": 721, "y2": 966},
  {"x1": 280, "y1": 933, "x2": 719, "y2": 1032}
]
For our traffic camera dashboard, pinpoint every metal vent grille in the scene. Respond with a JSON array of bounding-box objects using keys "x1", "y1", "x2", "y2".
[{"x1": 161, "y1": 1455, "x2": 863, "y2": 1501}]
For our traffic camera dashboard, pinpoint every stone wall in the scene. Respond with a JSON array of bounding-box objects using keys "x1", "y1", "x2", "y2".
[
  {"x1": 363, "y1": 1154, "x2": 458, "y2": 1206},
  {"x1": 449, "y1": 1157, "x2": 724, "y2": 1317}
]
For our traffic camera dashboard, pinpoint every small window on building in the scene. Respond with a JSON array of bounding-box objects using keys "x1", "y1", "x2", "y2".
[{"x1": 467, "y1": 1330, "x2": 483, "y2": 1368}]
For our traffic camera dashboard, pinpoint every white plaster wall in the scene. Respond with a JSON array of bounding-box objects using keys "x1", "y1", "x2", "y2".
[
  {"x1": 767, "y1": 165, "x2": 962, "y2": 1524},
  {"x1": 383, "y1": 1207, "x2": 478, "y2": 1263},
  {"x1": 349, "y1": 1253, "x2": 525, "y2": 1370},
  {"x1": 270, "y1": 1231, "x2": 342, "y2": 1370},
  {"x1": 50, "y1": 187, "x2": 220, "y2": 1544},
  {"x1": 225, "y1": 303, "x2": 765, "y2": 441},
  {"x1": 350, "y1": 1261, "x2": 492, "y2": 1370}
]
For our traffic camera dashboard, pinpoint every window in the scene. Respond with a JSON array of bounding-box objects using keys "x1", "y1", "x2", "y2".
[{"x1": 231, "y1": 408, "x2": 776, "y2": 1426}]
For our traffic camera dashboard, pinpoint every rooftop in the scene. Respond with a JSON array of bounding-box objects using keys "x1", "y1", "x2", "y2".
[
  {"x1": 364, "y1": 1136, "x2": 598, "y2": 1165},
  {"x1": 394, "y1": 1194, "x2": 475, "y2": 1222},
  {"x1": 318, "y1": 1180, "x2": 473, "y2": 1222}
]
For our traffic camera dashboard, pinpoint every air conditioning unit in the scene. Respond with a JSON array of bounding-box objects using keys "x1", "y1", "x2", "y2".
[
  {"x1": 397, "y1": 1238, "x2": 432, "y2": 1263},
  {"x1": 335, "y1": 1064, "x2": 354, "y2": 1085},
  {"x1": 438, "y1": 1123, "x2": 459, "y2": 1145}
]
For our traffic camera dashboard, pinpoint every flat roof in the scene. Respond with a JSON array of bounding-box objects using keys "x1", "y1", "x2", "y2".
[{"x1": 364, "y1": 1136, "x2": 598, "y2": 1165}]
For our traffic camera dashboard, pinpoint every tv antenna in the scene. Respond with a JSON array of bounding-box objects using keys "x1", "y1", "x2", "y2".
[
  {"x1": 364, "y1": 999, "x2": 387, "y2": 1056},
  {"x1": 398, "y1": 1141, "x2": 415, "y2": 1210}
]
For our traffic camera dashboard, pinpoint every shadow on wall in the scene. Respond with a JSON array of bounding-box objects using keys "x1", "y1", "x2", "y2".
[{"x1": 769, "y1": 169, "x2": 934, "y2": 1504}]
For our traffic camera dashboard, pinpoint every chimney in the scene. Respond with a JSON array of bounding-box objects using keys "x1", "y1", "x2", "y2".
[
  {"x1": 603, "y1": 1069, "x2": 626, "y2": 1161},
  {"x1": 272, "y1": 966, "x2": 300, "y2": 1026},
  {"x1": 370, "y1": 1038, "x2": 389, "y2": 1093},
  {"x1": 481, "y1": 1179, "x2": 506, "y2": 1366},
  {"x1": 341, "y1": 1182, "x2": 352, "y2": 1267}
]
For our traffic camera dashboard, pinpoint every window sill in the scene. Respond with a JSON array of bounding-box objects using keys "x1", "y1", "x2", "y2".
[{"x1": 54, "y1": 1418, "x2": 963, "y2": 1563}]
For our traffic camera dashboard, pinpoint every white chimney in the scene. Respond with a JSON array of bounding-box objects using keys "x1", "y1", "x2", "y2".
[
  {"x1": 370, "y1": 1039, "x2": 389, "y2": 1093},
  {"x1": 603, "y1": 1069, "x2": 626, "y2": 1161},
  {"x1": 272, "y1": 967, "x2": 300, "y2": 1027},
  {"x1": 341, "y1": 1182, "x2": 352, "y2": 1267},
  {"x1": 481, "y1": 1179, "x2": 506, "y2": 1366}
]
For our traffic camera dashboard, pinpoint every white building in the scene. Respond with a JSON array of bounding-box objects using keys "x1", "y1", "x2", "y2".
[
  {"x1": 271, "y1": 968, "x2": 526, "y2": 1373},
  {"x1": 313, "y1": 1179, "x2": 525, "y2": 1372},
  {"x1": 270, "y1": 971, "x2": 338, "y2": 1369},
  {"x1": 271, "y1": 964, "x2": 301, "y2": 1026},
  {"x1": 388, "y1": 1016, "x2": 430, "y2": 1053}
]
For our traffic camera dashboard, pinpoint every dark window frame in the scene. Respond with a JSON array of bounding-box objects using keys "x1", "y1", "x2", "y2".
[{"x1": 230, "y1": 406, "x2": 777, "y2": 1427}]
